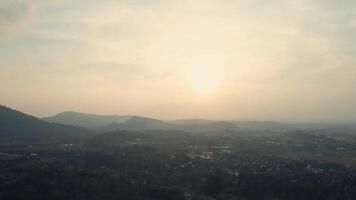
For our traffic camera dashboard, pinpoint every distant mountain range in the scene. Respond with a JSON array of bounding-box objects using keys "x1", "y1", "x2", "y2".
[
  {"x1": 2, "y1": 105, "x2": 356, "y2": 143},
  {"x1": 43, "y1": 112, "x2": 240, "y2": 133},
  {"x1": 0, "y1": 105, "x2": 92, "y2": 141},
  {"x1": 43, "y1": 111, "x2": 356, "y2": 133},
  {"x1": 96, "y1": 116, "x2": 239, "y2": 133},
  {"x1": 43, "y1": 111, "x2": 130, "y2": 128}
]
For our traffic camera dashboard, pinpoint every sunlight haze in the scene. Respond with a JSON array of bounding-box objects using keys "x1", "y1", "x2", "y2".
[{"x1": 1, "y1": 0, "x2": 356, "y2": 122}]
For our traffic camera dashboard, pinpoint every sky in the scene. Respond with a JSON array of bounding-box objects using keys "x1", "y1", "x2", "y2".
[{"x1": 1, "y1": 0, "x2": 356, "y2": 122}]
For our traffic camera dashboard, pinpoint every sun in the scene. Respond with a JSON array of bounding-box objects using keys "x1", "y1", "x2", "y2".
[{"x1": 184, "y1": 60, "x2": 223, "y2": 94}]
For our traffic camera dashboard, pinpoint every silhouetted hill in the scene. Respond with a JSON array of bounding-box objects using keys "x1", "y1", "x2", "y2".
[
  {"x1": 122, "y1": 116, "x2": 173, "y2": 130},
  {"x1": 233, "y1": 121, "x2": 294, "y2": 131},
  {"x1": 170, "y1": 119, "x2": 214, "y2": 125},
  {"x1": 95, "y1": 116, "x2": 174, "y2": 132},
  {"x1": 43, "y1": 111, "x2": 130, "y2": 127},
  {"x1": 96, "y1": 116, "x2": 239, "y2": 133},
  {"x1": 233, "y1": 121, "x2": 356, "y2": 132},
  {"x1": 0, "y1": 105, "x2": 91, "y2": 141}
]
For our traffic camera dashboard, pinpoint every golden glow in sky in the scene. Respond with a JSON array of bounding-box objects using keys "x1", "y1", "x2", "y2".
[
  {"x1": 1, "y1": 0, "x2": 356, "y2": 121},
  {"x1": 184, "y1": 59, "x2": 223, "y2": 94}
]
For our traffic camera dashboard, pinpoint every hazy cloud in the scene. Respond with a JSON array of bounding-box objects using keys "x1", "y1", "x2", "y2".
[
  {"x1": 0, "y1": 0, "x2": 64, "y2": 38},
  {"x1": 0, "y1": 0, "x2": 33, "y2": 37}
]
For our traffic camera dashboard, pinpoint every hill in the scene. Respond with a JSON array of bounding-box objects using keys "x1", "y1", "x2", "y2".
[
  {"x1": 97, "y1": 116, "x2": 239, "y2": 133},
  {"x1": 0, "y1": 105, "x2": 91, "y2": 142},
  {"x1": 42, "y1": 111, "x2": 130, "y2": 127}
]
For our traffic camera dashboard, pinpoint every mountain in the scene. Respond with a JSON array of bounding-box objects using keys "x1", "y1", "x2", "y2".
[
  {"x1": 170, "y1": 119, "x2": 214, "y2": 125},
  {"x1": 42, "y1": 111, "x2": 130, "y2": 127},
  {"x1": 0, "y1": 105, "x2": 91, "y2": 141},
  {"x1": 233, "y1": 121, "x2": 294, "y2": 131},
  {"x1": 95, "y1": 116, "x2": 175, "y2": 132},
  {"x1": 121, "y1": 116, "x2": 173, "y2": 130},
  {"x1": 97, "y1": 116, "x2": 239, "y2": 133},
  {"x1": 233, "y1": 121, "x2": 356, "y2": 132}
]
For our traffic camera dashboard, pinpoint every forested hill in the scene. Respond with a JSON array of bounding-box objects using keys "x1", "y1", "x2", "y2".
[
  {"x1": 0, "y1": 105, "x2": 91, "y2": 141},
  {"x1": 42, "y1": 111, "x2": 130, "y2": 127}
]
